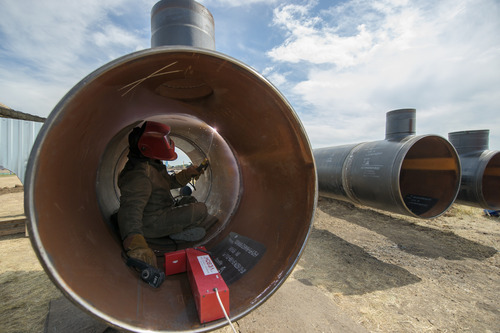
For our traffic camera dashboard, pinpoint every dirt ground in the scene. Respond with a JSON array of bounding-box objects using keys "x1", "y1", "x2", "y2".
[
  {"x1": 0, "y1": 175, "x2": 24, "y2": 222},
  {"x1": 1, "y1": 174, "x2": 499, "y2": 332}
]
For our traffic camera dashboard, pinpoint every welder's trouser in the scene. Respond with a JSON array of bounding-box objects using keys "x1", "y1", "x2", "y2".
[{"x1": 142, "y1": 202, "x2": 208, "y2": 238}]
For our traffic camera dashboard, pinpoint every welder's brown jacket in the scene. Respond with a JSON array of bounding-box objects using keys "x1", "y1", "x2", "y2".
[{"x1": 117, "y1": 159, "x2": 192, "y2": 240}]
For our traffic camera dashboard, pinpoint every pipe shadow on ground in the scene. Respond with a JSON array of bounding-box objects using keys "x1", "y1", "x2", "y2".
[
  {"x1": 294, "y1": 227, "x2": 422, "y2": 296},
  {"x1": 1, "y1": 268, "x2": 123, "y2": 333},
  {"x1": 319, "y1": 198, "x2": 498, "y2": 260},
  {"x1": 0, "y1": 270, "x2": 61, "y2": 333}
]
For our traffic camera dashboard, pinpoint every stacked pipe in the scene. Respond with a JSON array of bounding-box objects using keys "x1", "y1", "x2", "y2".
[
  {"x1": 448, "y1": 130, "x2": 500, "y2": 209},
  {"x1": 314, "y1": 109, "x2": 461, "y2": 218},
  {"x1": 25, "y1": 0, "x2": 316, "y2": 331}
]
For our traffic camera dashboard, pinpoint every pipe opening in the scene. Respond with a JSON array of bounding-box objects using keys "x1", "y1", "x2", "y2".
[
  {"x1": 26, "y1": 48, "x2": 316, "y2": 332},
  {"x1": 482, "y1": 152, "x2": 500, "y2": 208},
  {"x1": 97, "y1": 115, "x2": 240, "y2": 246},
  {"x1": 400, "y1": 136, "x2": 461, "y2": 218}
]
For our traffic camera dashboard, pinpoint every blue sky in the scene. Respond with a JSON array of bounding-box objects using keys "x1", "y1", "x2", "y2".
[{"x1": 1, "y1": 0, "x2": 500, "y2": 155}]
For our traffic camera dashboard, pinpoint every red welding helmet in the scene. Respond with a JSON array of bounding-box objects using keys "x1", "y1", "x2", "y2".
[{"x1": 138, "y1": 121, "x2": 178, "y2": 161}]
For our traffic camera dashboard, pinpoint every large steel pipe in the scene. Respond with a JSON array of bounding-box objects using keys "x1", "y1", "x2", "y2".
[
  {"x1": 25, "y1": 1, "x2": 316, "y2": 332},
  {"x1": 448, "y1": 130, "x2": 500, "y2": 209},
  {"x1": 151, "y1": 0, "x2": 215, "y2": 49},
  {"x1": 314, "y1": 109, "x2": 461, "y2": 218}
]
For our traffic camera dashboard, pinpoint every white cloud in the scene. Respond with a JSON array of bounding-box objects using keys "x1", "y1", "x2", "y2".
[
  {"x1": 0, "y1": 0, "x2": 151, "y2": 116},
  {"x1": 266, "y1": 0, "x2": 500, "y2": 148},
  {"x1": 269, "y1": 2, "x2": 375, "y2": 67},
  {"x1": 269, "y1": 23, "x2": 374, "y2": 67},
  {"x1": 200, "y1": 0, "x2": 280, "y2": 7},
  {"x1": 262, "y1": 66, "x2": 289, "y2": 87},
  {"x1": 92, "y1": 24, "x2": 146, "y2": 54},
  {"x1": 1, "y1": 0, "x2": 499, "y2": 150}
]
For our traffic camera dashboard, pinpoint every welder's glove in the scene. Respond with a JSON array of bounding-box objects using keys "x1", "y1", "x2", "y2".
[
  {"x1": 175, "y1": 165, "x2": 203, "y2": 184},
  {"x1": 123, "y1": 234, "x2": 157, "y2": 268}
]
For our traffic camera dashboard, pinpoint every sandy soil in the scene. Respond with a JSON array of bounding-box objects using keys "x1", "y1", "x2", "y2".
[
  {"x1": 1, "y1": 174, "x2": 499, "y2": 332},
  {"x1": 0, "y1": 175, "x2": 24, "y2": 222}
]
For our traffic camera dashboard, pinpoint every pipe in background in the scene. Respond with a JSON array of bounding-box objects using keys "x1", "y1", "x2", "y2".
[
  {"x1": 448, "y1": 129, "x2": 500, "y2": 209},
  {"x1": 314, "y1": 109, "x2": 461, "y2": 218}
]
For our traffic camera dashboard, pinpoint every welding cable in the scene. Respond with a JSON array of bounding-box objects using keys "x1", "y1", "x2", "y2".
[{"x1": 214, "y1": 288, "x2": 237, "y2": 333}]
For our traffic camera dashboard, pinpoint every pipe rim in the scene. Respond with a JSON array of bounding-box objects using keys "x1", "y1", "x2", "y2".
[
  {"x1": 25, "y1": 46, "x2": 317, "y2": 332},
  {"x1": 397, "y1": 134, "x2": 461, "y2": 218}
]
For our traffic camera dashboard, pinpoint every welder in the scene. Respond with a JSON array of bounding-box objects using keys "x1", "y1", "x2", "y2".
[{"x1": 117, "y1": 121, "x2": 215, "y2": 268}]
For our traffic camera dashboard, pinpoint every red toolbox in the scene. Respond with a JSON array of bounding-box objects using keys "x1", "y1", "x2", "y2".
[
  {"x1": 186, "y1": 248, "x2": 230, "y2": 323},
  {"x1": 164, "y1": 249, "x2": 187, "y2": 276}
]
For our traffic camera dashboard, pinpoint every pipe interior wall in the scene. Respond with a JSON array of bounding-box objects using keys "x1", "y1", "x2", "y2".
[
  {"x1": 25, "y1": 48, "x2": 316, "y2": 332},
  {"x1": 398, "y1": 136, "x2": 461, "y2": 218},
  {"x1": 481, "y1": 151, "x2": 500, "y2": 208}
]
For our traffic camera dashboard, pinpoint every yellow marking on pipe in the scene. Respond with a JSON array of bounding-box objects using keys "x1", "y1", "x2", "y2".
[
  {"x1": 402, "y1": 158, "x2": 457, "y2": 170},
  {"x1": 483, "y1": 167, "x2": 500, "y2": 176}
]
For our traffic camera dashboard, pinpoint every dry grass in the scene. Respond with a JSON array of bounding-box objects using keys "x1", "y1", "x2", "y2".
[
  {"x1": 0, "y1": 235, "x2": 62, "y2": 333},
  {"x1": 1, "y1": 171, "x2": 499, "y2": 332},
  {"x1": 443, "y1": 203, "x2": 481, "y2": 218}
]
